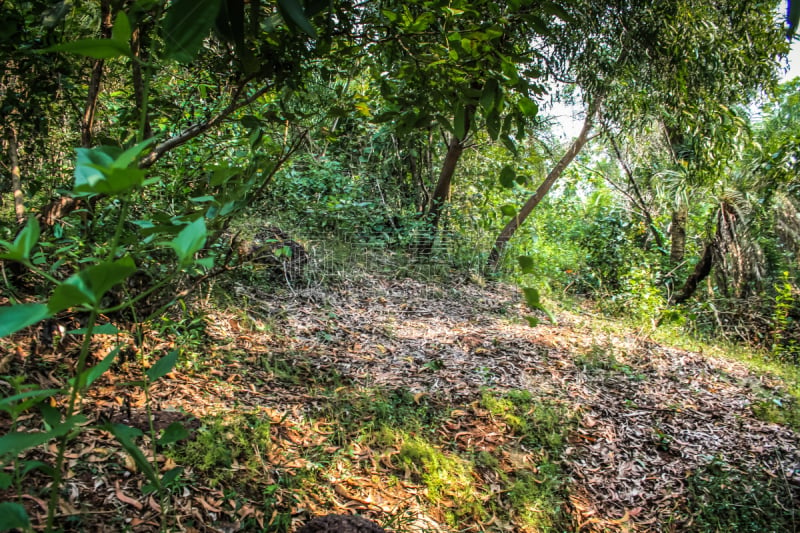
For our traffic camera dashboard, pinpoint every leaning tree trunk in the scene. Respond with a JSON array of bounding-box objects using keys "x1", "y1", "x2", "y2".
[
  {"x1": 417, "y1": 109, "x2": 471, "y2": 255},
  {"x1": 486, "y1": 98, "x2": 602, "y2": 271},
  {"x1": 671, "y1": 240, "x2": 715, "y2": 304},
  {"x1": 671, "y1": 202, "x2": 737, "y2": 304},
  {"x1": 5, "y1": 126, "x2": 25, "y2": 223},
  {"x1": 669, "y1": 206, "x2": 688, "y2": 264}
]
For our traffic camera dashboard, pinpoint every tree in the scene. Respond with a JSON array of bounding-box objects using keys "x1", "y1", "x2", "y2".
[
  {"x1": 361, "y1": 0, "x2": 560, "y2": 250},
  {"x1": 486, "y1": 0, "x2": 788, "y2": 270}
]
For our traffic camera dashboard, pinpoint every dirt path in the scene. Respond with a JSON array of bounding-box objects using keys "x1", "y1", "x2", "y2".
[
  {"x1": 194, "y1": 276, "x2": 798, "y2": 530},
  {"x1": 4, "y1": 276, "x2": 799, "y2": 531}
]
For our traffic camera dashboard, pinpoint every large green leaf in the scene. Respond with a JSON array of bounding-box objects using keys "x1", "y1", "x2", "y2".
[
  {"x1": 158, "y1": 422, "x2": 189, "y2": 445},
  {"x1": 49, "y1": 257, "x2": 136, "y2": 311},
  {"x1": 169, "y1": 218, "x2": 207, "y2": 265},
  {"x1": 146, "y1": 350, "x2": 179, "y2": 382},
  {"x1": 499, "y1": 166, "x2": 516, "y2": 188},
  {"x1": 0, "y1": 415, "x2": 86, "y2": 458},
  {"x1": 46, "y1": 38, "x2": 130, "y2": 59},
  {"x1": 0, "y1": 217, "x2": 40, "y2": 262},
  {"x1": 0, "y1": 502, "x2": 30, "y2": 530},
  {"x1": 277, "y1": 0, "x2": 317, "y2": 37},
  {"x1": 0, "y1": 303, "x2": 51, "y2": 338},
  {"x1": 164, "y1": 0, "x2": 222, "y2": 63},
  {"x1": 480, "y1": 79, "x2": 498, "y2": 113},
  {"x1": 517, "y1": 256, "x2": 535, "y2": 275},
  {"x1": 454, "y1": 103, "x2": 467, "y2": 140},
  {"x1": 47, "y1": 13, "x2": 132, "y2": 58},
  {"x1": 789, "y1": 0, "x2": 800, "y2": 37}
]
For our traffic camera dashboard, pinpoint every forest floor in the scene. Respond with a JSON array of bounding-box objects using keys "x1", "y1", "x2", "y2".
[{"x1": 2, "y1": 272, "x2": 800, "y2": 532}]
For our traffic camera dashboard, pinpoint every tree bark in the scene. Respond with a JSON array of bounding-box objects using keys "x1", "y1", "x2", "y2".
[
  {"x1": 669, "y1": 206, "x2": 688, "y2": 264},
  {"x1": 671, "y1": 240, "x2": 714, "y2": 304},
  {"x1": 6, "y1": 126, "x2": 25, "y2": 223},
  {"x1": 80, "y1": 0, "x2": 113, "y2": 148},
  {"x1": 486, "y1": 98, "x2": 602, "y2": 270},
  {"x1": 131, "y1": 24, "x2": 153, "y2": 140},
  {"x1": 417, "y1": 107, "x2": 472, "y2": 254},
  {"x1": 416, "y1": 135, "x2": 464, "y2": 254}
]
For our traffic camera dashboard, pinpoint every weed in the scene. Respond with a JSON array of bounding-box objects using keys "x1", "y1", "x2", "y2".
[
  {"x1": 396, "y1": 434, "x2": 485, "y2": 524},
  {"x1": 751, "y1": 398, "x2": 800, "y2": 430},
  {"x1": 682, "y1": 458, "x2": 798, "y2": 532},
  {"x1": 169, "y1": 414, "x2": 272, "y2": 487},
  {"x1": 480, "y1": 390, "x2": 571, "y2": 449}
]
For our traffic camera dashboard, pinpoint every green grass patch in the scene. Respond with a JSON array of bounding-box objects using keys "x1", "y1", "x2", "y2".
[{"x1": 682, "y1": 458, "x2": 798, "y2": 533}]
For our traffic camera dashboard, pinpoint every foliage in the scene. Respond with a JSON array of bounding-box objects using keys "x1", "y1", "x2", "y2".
[{"x1": 681, "y1": 458, "x2": 798, "y2": 533}]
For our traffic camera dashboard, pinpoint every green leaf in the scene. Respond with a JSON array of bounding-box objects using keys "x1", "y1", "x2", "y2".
[
  {"x1": 40, "y1": 404, "x2": 62, "y2": 427},
  {"x1": 277, "y1": 0, "x2": 317, "y2": 38},
  {"x1": 453, "y1": 103, "x2": 467, "y2": 140},
  {"x1": 71, "y1": 347, "x2": 120, "y2": 389},
  {"x1": 46, "y1": 38, "x2": 130, "y2": 59},
  {"x1": 49, "y1": 280, "x2": 93, "y2": 313},
  {"x1": 0, "y1": 389, "x2": 62, "y2": 411},
  {"x1": 49, "y1": 257, "x2": 136, "y2": 312},
  {"x1": 169, "y1": 218, "x2": 207, "y2": 265},
  {"x1": 0, "y1": 502, "x2": 30, "y2": 530},
  {"x1": 499, "y1": 165, "x2": 516, "y2": 188},
  {"x1": 146, "y1": 350, "x2": 179, "y2": 382},
  {"x1": 0, "y1": 416, "x2": 85, "y2": 457},
  {"x1": 500, "y1": 205, "x2": 517, "y2": 217},
  {"x1": 518, "y1": 97, "x2": 538, "y2": 117},
  {"x1": 0, "y1": 303, "x2": 51, "y2": 337},
  {"x1": 164, "y1": 0, "x2": 222, "y2": 63},
  {"x1": 111, "y1": 11, "x2": 132, "y2": 44},
  {"x1": 20, "y1": 460, "x2": 53, "y2": 478},
  {"x1": 158, "y1": 422, "x2": 189, "y2": 445},
  {"x1": 0, "y1": 217, "x2": 40, "y2": 262},
  {"x1": 518, "y1": 256, "x2": 535, "y2": 274},
  {"x1": 486, "y1": 110, "x2": 501, "y2": 141},
  {"x1": 113, "y1": 138, "x2": 159, "y2": 169},
  {"x1": 161, "y1": 466, "x2": 184, "y2": 486},
  {"x1": 524, "y1": 315, "x2": 539, "y2": 327},
  {"x1": 480, "y1": 79, "x2": 498, "y2": 113},
  {"x1": 74, "y1": 145, "x2": 148, "y2": 195},
  {"x1": 106, "y1": 424, "x2": 158, "y2": 485},
  {"x1": 501, "y1": 134, "x2": 517, "y2": 155},
  {"x1": 790, "y1": 0, "x2": 800, "y2": 38},
  {"x1": 522, "y1": 287, "x2": 541, "y2": 309},
  {"x1": 522, "y1": 287, "x2": 556, "y2": 324}
]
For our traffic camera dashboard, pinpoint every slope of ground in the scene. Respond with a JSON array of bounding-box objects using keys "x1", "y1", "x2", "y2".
[{"x1": 1, "y1": 274, "x2": 799, "y2": 531}]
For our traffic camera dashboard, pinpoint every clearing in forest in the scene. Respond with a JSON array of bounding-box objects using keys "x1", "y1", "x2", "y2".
[{"x1": 2, "y1": 275, "x2": 799, "y2": 532}]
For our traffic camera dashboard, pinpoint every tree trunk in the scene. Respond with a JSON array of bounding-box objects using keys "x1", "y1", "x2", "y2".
[
  {"x1": 671, "y1": 240, "x2": 714, "y2": 304},
  {"x1": 669, "y1": 206, "x2": 688, "y2": 264},
  {"x1": 80, "y1": 0, "x2": 113, "y2": 147},
  {"x1": 416, "y1": 136, "x2": 464, "y2": 254},
  {"x1": 417, "y1": 107, "x2": 471, "y2": 254},
  {"x1": 486, "y1": 98, "x2": 601, "y2": 270},
  {"x1": 6, "y1": 126, "x2": 25, "y2": 223},
  {"x1": 131, "y1": 24, "x2": 153, "y2": 140}
]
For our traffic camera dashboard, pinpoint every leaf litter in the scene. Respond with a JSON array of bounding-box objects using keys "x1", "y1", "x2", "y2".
[{"x1": 1, "y1": 275, "x2": 798, "y2": 531}]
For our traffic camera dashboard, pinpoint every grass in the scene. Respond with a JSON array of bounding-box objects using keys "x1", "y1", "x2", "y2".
[
  {"x1": 163, "y1": 385, "x2": 577, "y2": 532},
  {"x1": 680, "y1": 458, "x2": 798, "y2": 533}
]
